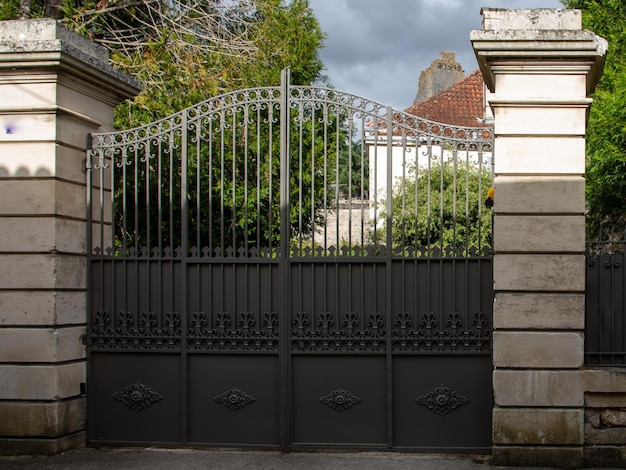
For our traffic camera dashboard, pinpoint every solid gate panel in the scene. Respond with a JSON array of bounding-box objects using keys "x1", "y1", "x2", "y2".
[
  {"x1": 392, "y1": 355, "x2": 492, "y2": 449},
  {"x1": 291, "y1": 355, "x2": 387, "y2": 446},
  {"x1": 187, "y1": 355, "x2": 280, "y2": 445},
  {"x1": 88, "y1": 353, "x2": 181, "y2": 444}
]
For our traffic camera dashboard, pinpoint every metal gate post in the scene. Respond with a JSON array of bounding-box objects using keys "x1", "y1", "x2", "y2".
[{"x1": 279, "y1": 67, "x2": 292, "y2": 450}]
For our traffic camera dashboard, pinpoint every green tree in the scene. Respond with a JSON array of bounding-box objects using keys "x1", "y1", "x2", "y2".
[
  {"x1": 561, "y1": 0, "x2": 626, "y2": 239},
  {"x1": 375, "y1": 161, "x2": 492, "y2": 256}
]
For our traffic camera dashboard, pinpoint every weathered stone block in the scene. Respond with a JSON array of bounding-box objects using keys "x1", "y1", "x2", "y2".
[
  {"x1": 0, "y1": 398, "x2": 85, "y2": 437},
  {"x1": 493, "y1": 446, "x2": 583, "y2": 469},
  {"x1": 494, "y1": 136, "x2": 585, "y2": 175},
  {"x1": 494, "y1": 175, "x2": 585, "y2": 214},
  {"x1": 584, "y1": 369, "x2": 626, "y2": 394},
  {"x1": 481, "y1": 8, "x2": 582, "y2": 30},
  {"x1": 493, "y1": 370, "x2": 583, "y2": 407},
  {"x1": 585, "y1": 425, "x2": 626, "y2": 445},
  {"x1": 495, "y1": 74, "x2": 587, "y2": 100},
  {"x1": 0, "y1": 180, "x2": 86, "y2": 219},
  {"x1": 586, "y1": 392, "x2": 626, "y2": 408},
  {"x1": 57, "y1": 83, "x2": 116, "y2": 130},
  {"x1": 0, "y1": 254, "x2": 86, "y2": 289},
  {"x1": 584, "y1": 445, "x2": 626, "y2": 469},
  {"x1": 0, "y1": 82, "x2": 56, "y2": 109},
  {"x1": 0, "y1": 143, "x2": 86, "y2": 183},
  {"x1": 493, "y1": 331, "x2": 583, "y2": 368},
  {"x1": 0, "y1": 291, "x2": 86, "y2": 326},
  {"x1": 0, "y1": 362, "x2": 85, "y2": 400},
  {"x1": 493, "y1": 292, "x2": 584, "y2": 329},
  {"x1": 0, "y1": 431, "x2": 85, "y2": 456},
  {"x1": 494, "y1": 215, "x2": 585, "y2": 253},
  {"x1": 0, "y1": 327, "x2": 84, "y2": 363},
  {"x1": 601, "y1": 409, "x2": 626, "y2": 427},
  {"x1": 493, "y1": 254, "x2": 585, "y2": 292},
  {"x1": 0, "y1": 217, "x2": 85, "y2": 254},
  {"x1": 0, "y1": 113, "x2": 55, "y2": 142},
  {"x1": 493, "y1": 408, "x2": 583, "y2": 445},
  {"x1": 494, "y1": 105, "x2": 587, "y2": 136}
]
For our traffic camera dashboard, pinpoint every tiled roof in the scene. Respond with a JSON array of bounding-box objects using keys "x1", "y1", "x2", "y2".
[{"x1": 404, "y1": 69, "x2": 487, "y2": 127}]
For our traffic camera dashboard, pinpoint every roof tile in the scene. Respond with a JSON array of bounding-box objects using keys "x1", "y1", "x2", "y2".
[{"x1": 404, "y1": 70, "x2": 486, "y2": 127}]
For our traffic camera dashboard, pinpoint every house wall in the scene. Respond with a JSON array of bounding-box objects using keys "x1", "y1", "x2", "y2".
[
  {"x1": 366, "y1": 142, "x2": 492, "y2": 228},
  {"x1": 0, "y1": 19, "x2": 141, "y2": 454},
  {"x1": 472, "y1": 8, "x2": 614, "y2": 468}
]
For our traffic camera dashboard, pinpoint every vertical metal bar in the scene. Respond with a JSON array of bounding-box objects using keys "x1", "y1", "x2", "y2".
[
  {"x1": 310, "y1": 105, "x2": 316, "y2": 249},
  {"x1": 244, "y1": 105, "x2": 249, "y2": 254},
  {"x1": 426, "y1": 139, "x2": 433, "y2": 255},
  {"x1": 347, "y1": 116, "x2": 354, "y2": 249},
  {"x1": 452, "y1": 144, "x2": 458, "y2": 253},
  {"x1": 232, "y1": 109, "x2": 237, "y2": 251},
  {"x1": 268, "y1": 104, "x2": 274, "y2": 253},
  {"x1": 385, "y1": 106, "x2": 393, "y2": 447},
  {"x1": 98, "y1": 150, "x2": 105, "y2": 253},
  {"x1": 85, "y1": 141, "x2": 93, "y2": 441},
  {"x1": 323, "y1": 103, "x2": 329, "y2": 252},
  {"x1": 256, "y1": 105, "x2": 262, "y2": 250},
  {"x1": 220, "y1": 111, "x2": 226, "y2": 250},
  {"x1": 196, "y1": 117, "x2": 202, "y2": 249},
  {"x1": 335, "y1": 106, "x2": 341, "y2": 249},
  {"x1": 298, "y1": 101, "x2": 304, "y2": 250},
  {"x1": 158, "y1": 138, "x2": 163, "y2": 254},
  {"x1": 169, "y1": 130, "x2": 174, "y2": 254},
  {"x1": 208, "y1": 117, "x2": 214, "y2": 255},
  {"x1": 360, "y1": 115, "x2": 366, "y2": 249},
  {"x1": 278, "y1": 67, "x2": 292, "y2": 450},
  {"x1": 180, "y1": 111, "x2": 189, "y2": 443},
  {"x1": 145, "y1": 140, "x2": 151, "y2": 252}
]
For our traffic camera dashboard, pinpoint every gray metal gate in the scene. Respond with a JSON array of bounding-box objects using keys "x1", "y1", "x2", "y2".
[{"x1": 86, "y1": 69, "x2": 494, "y2": 450}]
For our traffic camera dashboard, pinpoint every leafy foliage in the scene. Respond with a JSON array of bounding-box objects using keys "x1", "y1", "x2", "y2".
[
  {"x1": 561, "y1": 0, "x2": 626, "y2": 238},
  {"x1": 375, "y1": 161, "x2": 492, "y2": 256}
]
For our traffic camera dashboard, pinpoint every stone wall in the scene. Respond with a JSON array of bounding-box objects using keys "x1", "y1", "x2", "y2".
[
  {"x1": 0, "y1": 19, "x2": 140, "y2": 454},
  {"x1": 583, "y1": 370, "x2": 626, "y2": 467}
]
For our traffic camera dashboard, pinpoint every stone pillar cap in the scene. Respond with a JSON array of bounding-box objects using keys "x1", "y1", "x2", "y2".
[
  {"x1": 471, "y1": 9, "x2": 607, "y2": 95},
  {"x1": 0, "y1": 19, "x2": 142, "y2": 103}
]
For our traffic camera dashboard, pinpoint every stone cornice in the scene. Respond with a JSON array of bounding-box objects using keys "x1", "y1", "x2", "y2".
[
  {"x1": 471, "y1": 28, "x2": 607, "y2": 95},
  {"x1": 0, "y1": 19, "x2": 142, "y2": 106}
]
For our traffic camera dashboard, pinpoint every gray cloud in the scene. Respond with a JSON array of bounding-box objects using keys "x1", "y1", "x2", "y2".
[{"x1": 309, "y1": 0, "x2": 564, "y2": 109}]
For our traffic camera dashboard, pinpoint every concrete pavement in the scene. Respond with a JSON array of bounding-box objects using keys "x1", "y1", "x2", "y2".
[{"x1": 0, "y1": 447, "x2": 595, "y2": 470}]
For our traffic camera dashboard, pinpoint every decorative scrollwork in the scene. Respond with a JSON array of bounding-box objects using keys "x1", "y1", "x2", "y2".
[
  {"x1": 89, "y1": 310, "x2": 181, "y2": 350},
  {"x1": 392, "y1": 311, "x2": 491, "y2": 352},
  {"x1": 187, "y1": 311, "x2": 278, "y2": 351},
  {"x1": 113, "y1": 382, "x2": 162, "y2": 412},
  {"x1": 320, "y1": 388, "x2": 362, "y2": 412},
  {"x1": 291, "y1": 311, "x2": 386, "y2": 352},
  {"x1": 416, "y1": 386, "x2": 469, "y2": 416},
  {"x1": 214, "y1": 387, "x2": 255, "y2": 411}
]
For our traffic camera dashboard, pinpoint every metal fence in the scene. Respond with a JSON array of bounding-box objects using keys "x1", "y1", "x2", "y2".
[{"x1": 586, "y1": 239, "x2": 626, "y2": 366}]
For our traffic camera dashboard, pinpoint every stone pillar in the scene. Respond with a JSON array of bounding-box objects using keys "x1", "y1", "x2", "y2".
[
  {"x1": 471, "y1": 9, "x2": 606, "y2": 468},
  {"x1": 0, "y1": 19, "x2": 141, "y2": 454}
]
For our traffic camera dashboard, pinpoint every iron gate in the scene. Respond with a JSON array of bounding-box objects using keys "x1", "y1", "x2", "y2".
[{"x1": 86, "y1": 69, "x2": 494, "y2": 450}]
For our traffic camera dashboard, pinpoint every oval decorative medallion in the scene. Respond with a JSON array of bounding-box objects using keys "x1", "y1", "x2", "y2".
[
  {"x1": 113, "y1": 382, "x2": 162, "y2": 412},
  {"x1": 214, "y1": 387, "x2": 255, "y2": 411},
  {"x1": 416, "y1": 385, "x2": 469, "y2": 415},
  {"x1": 320, "y1": 388, "x2": 362, "y2": 412}
]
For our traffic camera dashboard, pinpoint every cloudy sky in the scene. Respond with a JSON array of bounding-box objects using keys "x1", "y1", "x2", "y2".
[{"x1": 308, "y1": 0, "x2": 564, "y2": 109}]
